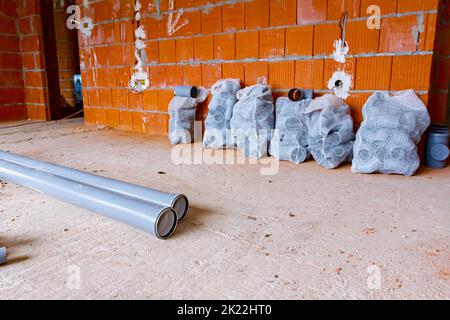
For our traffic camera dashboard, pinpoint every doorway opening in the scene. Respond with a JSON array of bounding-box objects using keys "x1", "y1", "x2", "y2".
[{"x1": 40, "y1": 0, "x2": 83, "y2": 120}]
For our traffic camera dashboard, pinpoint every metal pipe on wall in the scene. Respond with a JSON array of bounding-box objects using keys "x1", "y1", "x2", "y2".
[
  {"x1": 0, "y1": 151, "x2": 189, "y2": 222},
  {"x1": 0, "y1": 160, "x2": 178, "y2": 240}
]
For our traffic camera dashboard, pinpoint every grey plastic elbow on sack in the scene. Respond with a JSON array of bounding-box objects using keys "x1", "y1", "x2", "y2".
[
  {"x1": 174, "y1": 86, "x2": 198, "y2": 98},
  {"x1": 288, "y1": 88, "x2": 314, "y2": 101}
]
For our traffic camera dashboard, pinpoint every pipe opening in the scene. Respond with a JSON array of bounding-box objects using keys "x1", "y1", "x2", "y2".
[
  {"x1": 190, "y1": 86, "x2": 198, "y2": 98},
  {"x1": 156, "y1": 208, "x2": 178, "y2": 239},
  {"x1": 172, "y1": 195, "x2": 189, "y2": 222},
  {"x1": 288, "y1": 88, "x2": 303, "y2": 102}
]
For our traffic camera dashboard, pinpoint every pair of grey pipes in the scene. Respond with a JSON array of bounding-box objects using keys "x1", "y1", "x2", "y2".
[{"x1": 0, "y1": 151, "x2": 189, "y2": 240}]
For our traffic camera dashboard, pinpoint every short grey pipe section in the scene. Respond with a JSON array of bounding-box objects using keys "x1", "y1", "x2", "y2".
[
  {"x1": 0, "y1": 160, "x2": 178, "y2": 240},
  {"x1": 174, "y1": 86, "x2": 198, "y2": 98},
  {"x1": 0, "y1": 151, "x2": 189, "y2": 222},
  {"x1": 0, "y1": 247, "x2": 6, "y2": 265}
]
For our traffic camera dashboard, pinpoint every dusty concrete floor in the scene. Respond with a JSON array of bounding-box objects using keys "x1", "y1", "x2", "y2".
[{"x1": 0, "y1": 118, "x2": 449, "y2": 299}]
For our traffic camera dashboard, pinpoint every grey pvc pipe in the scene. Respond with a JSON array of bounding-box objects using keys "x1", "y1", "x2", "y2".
[
  {"x1": 174, "y1": 86, "x2": 198, "y2": 98},
  {"x1": 0, "y1": 160, "x2": 178, "y2": 239},
  {"x1": 0, "y1": 247, "x2": 6, "y2": 265},
  {"x1": 425, "y1": 126, "x2": 449, "y2": 168},
  {"x1": 0, "y1": 151, "x2": 189, "y2": 222}
]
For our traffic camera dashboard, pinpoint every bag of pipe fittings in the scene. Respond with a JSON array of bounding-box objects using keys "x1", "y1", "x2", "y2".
[
  {"x1": 169, "y1": 86, "x2": 208, "y2": 145},
  {"x1": 352, "y1": 90, "x2": 430, "y2": 176},
  {"x1": 305, "y1": 94, "x2": 355, "y2": 169},
  {"x1": 230, "y1": 84, "x2": 275, "y2": 159},
  {"x1": 203, "y1": 79, "x2": 241, "y2": 149},
  {"x1": 269, "y1": 97, "x2": 311, "y2": 164}
]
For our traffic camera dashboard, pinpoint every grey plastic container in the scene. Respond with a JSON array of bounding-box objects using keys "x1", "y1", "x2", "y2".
[{"x1": 425, "y1": 126, "x2": 449, "y2": 168}]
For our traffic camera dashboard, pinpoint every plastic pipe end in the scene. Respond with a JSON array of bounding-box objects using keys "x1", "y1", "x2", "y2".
[{"x1": 172, "y1": 194, "x2": 189, "y2": 222}]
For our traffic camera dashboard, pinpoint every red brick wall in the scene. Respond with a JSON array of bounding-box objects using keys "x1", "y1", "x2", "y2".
[{"x1": 0, "y1": 0, "x2": 26, "y2": 121}]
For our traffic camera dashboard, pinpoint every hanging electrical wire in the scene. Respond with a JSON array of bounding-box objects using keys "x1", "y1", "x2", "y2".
[{"x1": 128, "y1": 0, "x2": 149, "y2": 94}]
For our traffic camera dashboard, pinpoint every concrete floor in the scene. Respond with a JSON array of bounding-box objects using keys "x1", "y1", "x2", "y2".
[{"x1": 0, "y1": 118, "x2": 449, "y2": 299}]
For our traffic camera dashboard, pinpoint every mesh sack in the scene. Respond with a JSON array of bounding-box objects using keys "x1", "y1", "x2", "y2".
[
  {"x1": 305, "y1": 94, "x2": 355, "y2": 169},
  {"x1": 168, "y1": 88, "x2": 208, "y2": 145},
  {"x1": 269, "y1": 97, "x2": 311, "y2": 164},
  {"x1": 203, "y1": 79, "x2": 241, "y2": 149},
  {"x1": 352, "y1": 90, "x2": 430, "y2": 176},
  {"x1": 230, "y1": 84, "x2": 275, "y2": 159}
]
